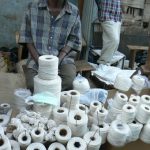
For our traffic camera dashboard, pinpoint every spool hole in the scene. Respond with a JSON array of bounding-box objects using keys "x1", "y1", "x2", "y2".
[
  {"x1": 34, "y1": 149, "x2": 39, "y2": 150},
  {"x1": 127, "y1": 106, "x2": 132, "y2": 110},
  {"x1": 74, "y1": 142, "x2": 81, "y2": 148},
  {"x1": 93, "y1": 102, "x2": 98, "y2": 106},
  {"x1": 99, "y1": 125, "x2": 104, "y2": 128},
  {"x1": 0, "y1": 119, "x2": 3, "y2": 123},
  {"x1": 35, "y1": 130, "x2": 41, "y2": 135},
  {"x1": 99, "y1": 109, "x2": 104, "y2": 113},
  {"x1": 59, "y1": 129, "x2": 67, "y2": 136},
  {"x1": 145, "y1": 107, "x2": 149, "y2": 111},
  {"x1": 0, "y1": 139, "x2": 4, "y2": 146},
  {"x1": 55, "y1": 148, "x2": 59, "y2": 150},
  {"x1": 74, "y1": 115, "x2": 81, "y2": 120},
  {"x1": 79, "y1": 106, "x2": 85, "y2": 111},
  {"x1": 90, "y1": 136, "x2": 95, "y2": 141},
  {"x1": 132, "y1": 99, "x2": 137, "y2": 102},
  {"x1": 3, "y1": 104, "x2": 8, "y2": 107},
  {"x1": 22, "y1": 136, "x2": 27, "y2": 141},
  {"x1": 121, "y1": 95, "x2": 125, "y2": 99},
  {"x1": 57, "y1": 109, "x2": 64, "y2": 113},
  {"x1": 46, "y1": 57, "x2": 52, "y2": 60},
  {"x1": 132, "y1": 121, "x2": 136, "y2": 124},
  {"x1": 145, "y1": 97, "x2": 150, "y2": 101},
  {"x1": 70, "y1": 92, "x2": 77, "y2": 95},
  {"x1": 117, "y1": 124, "x2": 123, "y2": 129}
]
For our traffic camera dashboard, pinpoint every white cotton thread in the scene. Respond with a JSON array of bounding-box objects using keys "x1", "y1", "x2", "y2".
[
  {"x1": 0, "y1": 103, "x2": 10, "y2": 114},
  {"x1": 31, "y1": 127, "x2": 45, "y2": 143},
  {"x1": 61, "y1": 91, "x2": 69, "y2": 106},
  {"x1": 91, "y1": 123, "x2": 109, "y2": 144},
  {"x1": 67, "y1": 111, "x2": 88, "y2": 137},
  {"x1": 53, "y1": 107, "x2": 68, "y2": 125},
  {"x1": 128, "y1": 120, "x2": 143, "y2": 142},
  {"x1": 38, "y1": 55, "x2": 58, "y2": 80},
  {"x1": 55, "y1": 125, "x2": 72, "y2": 144},
  {"x1": 48, "y1": 142, "x2": 66, "y2": 150},
  {"x1": 136, "y1": 104, "x2": 150, "y2": 124},
  {"x1": 89, "y1": 101, "x2": 102, "y2": 115},
  {"x1": 114, "y1": 74, "x2": 132, "y2": 92},
  {"x1": 67, "y1": 137, "x2": 87, "y2": 150},
  {"x1": 76, "y1": 104, "x2": 89, "y2": 114},
  {"x1": 93, "y1": 107, "x2": 108, "y2": 125},
  {"x1": 83, "y1": 131, "x2": 102, "y2": 150},
  {"x1": 47, "y1": 120, "x2": 57, "y2": 131},
  {"x1": 65, "y1": 90, "x2": 80, "y2": 110},
  {"x1": 26, "y1": 143, "x2": 46, "y2": 150},
  {"x1": 128, "y1": 95, "x2": 140, "y2": 107},
  {"x1": 44, "y1": 127, "x2": 57, "y2": 142},
  {"x1": 140, "y1": 123, "x2": 150, "y2": 144},
  {"x1": 10, "y1": 140, "x2": 20, "y2": 150},
  {"x1": 121, "y1": 104, "x2": 136, "y2": 123},
  {"x1": 0, "y1": 114, "x2": 10, "y2": 127},
  {"x1": 112, "y1": 92, "x2": 128, "y2": 109},
  {"x1": 18, "y1": 131, "x2": 31, "y2": 149},
  {"x1": 0, "y1": 134, "x2": 11, "y2": 150},
  {"x1": 140, "y1": 95, "x2": 150, "y2": 106},
  {"x1": 107, "y1": 120, "x2": 130, "y2": 147}
]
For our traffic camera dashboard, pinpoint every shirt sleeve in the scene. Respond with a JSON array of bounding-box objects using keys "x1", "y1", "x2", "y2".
[
  {"x1": 66, "y1": 12, "x2": 82, "y2": 52},
  {"x1": 19, "y1": 6, "x2": 33, "y2": 45}
]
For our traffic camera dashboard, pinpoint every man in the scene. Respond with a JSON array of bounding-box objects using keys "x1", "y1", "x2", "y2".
[
  {"x1": 19, "y1": 0, "x2": 82, "y2": 92},
  {"x1": 95, "y1": 0, "x2": 127, "y2": 65}
]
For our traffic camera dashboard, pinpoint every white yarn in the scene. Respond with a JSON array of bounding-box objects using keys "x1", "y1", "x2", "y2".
[
  {"x1": 10, "y1": 140, "x2": 20, "y2": 150},
  {"x1": 45, "y1": 127, "x2": 57, "y2": 142},
  {"x1": 67, "y1": 137, "x2": 87, "y2": 150},
  {"x1": 67, "y1": 111, "x2": 88, "y2": 137},
  {"x1": 61, "y1": 91, "x2": 69, "y2": 105},
  {"x1": 73, "y1": 75, "x2": 90, "y2": 94},
  {"x1": 140, "y1": 123, "x2": 150, "y2": 144},
  {"x1": 93, "y1": 107, "x2": 108, "y2": 125},
  {"x1": 0, "y1": 103, "x2": 10, "y2": 114},
  {"x1": 107, "y1": 120, "x2": 130, "y2": 147},
  {"x1": 83, "y1": 131, "x2": 101, "y2": 150},
  {"x1": 121, "y1": 104, "x2": 136, "y2": 123},
  {"x1": 88, "y1": 115, "x2": 94, "y2": 128},
  {"x1": 113, "y1": 92, "x2": 128, "y2": 109},
  {"x1": 0, "y1": 126, "x2": 4, "y2": 135},
  {"x1": 47, "y1": 120, "x2": 57, "y2": 131},
  {"x1": 0, "y1": 114, "x2": 10, "y2": 127},
  {"x1": 18, "y1": 131, "x2": 31, "y2": 149},
  {"x1": 13, "y1": 125, "x2": 26, "y2": 140},
  {"x1": 31, "y1": 127, "x2": 45, "y2": 143},
  {"x1": 91, "y1": 123, "x2": 109, "y2": 144},
  {"x1": 140, "y1": 95, "x2": 150, "y2": 106},
  {"x1": 128, "y1": 121, "x2": 143, "y2": 142},
  {"x1": 89, "y1": 101, "x2": 102, "y2": 115},
  {"x1": 38, "y1": 55, "x2": 58, "y2": 80},
  {"x1": 128, "y1": 95, "x2": 140, "y2": 107},
  {"x1": 136, "y1": 104, "x2": 150, "y2": 124},
  {"x1": 65, "y1": 90, "x2": 80, "y2": 110},
  {"x1": 21, "y1": 114, "x2": 30, "y2": 123},
  {"x1": 55, "y1": 125, "x2": 72, "y2": 144},
  {"x1": 76, "y1": 104, "x2": 89, "y2": 114},
  {"x1": 53, "y1": 107, "x2": 68, "y2": 125},
  {"x1": 114, "y1": 74, "x2": 132, "y2": 92},
  {"x1": 0, "y1": 135, "x2": 11, "y2": 150},
  {"x1": 48, "y1": 142, "x2": 66, "y2": 150},
  {"x1": 26, "y1": 143, "x2": 46, "y2": 150}
]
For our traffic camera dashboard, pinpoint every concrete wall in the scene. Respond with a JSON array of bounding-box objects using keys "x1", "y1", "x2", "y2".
[{"x1": 0, "y1": 0, "x2": 77, "y2": 48}]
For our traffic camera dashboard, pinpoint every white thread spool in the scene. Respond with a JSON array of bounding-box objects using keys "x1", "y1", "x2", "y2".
[
  {"x1": 113, "y1": 92, "x2": 128, "y2": 109},
  {"x1": 121, "y1": 104, "x2": 136, "y2": 123},
  {"x1": 47, "y1": 120, "x2": 57, "y2": 131},
  {"x1": 11, "y1": 118, "x2": 21, "y2": 127},
  {"x1": 48, "y1": 142, "x2": 66, "y2": 150},
  {"x1": 0, "y1": 126, "x2": 4, "y2": 135},
  {"x1": 140, "y1": 123, "x2": 150, "y2": 144},
  {"x1": 67, "y1": 137, "x2": 87, "y2": 150},
  {"x1": 31, "y1": 127, "x2": 45, "y2": 143},
  {"x1": 89, "y1": 101, "x2": 102, "y2": 115},
  {"x1": 107, "y1": 120, "x2": 130, "y2": 147},
  {"x1": 53, "y1": 107, "x2": 68, "y2": 125},
  {"x1": 0, "y1": 114, "x2": 10, "y2": 127},
  {"x1": 65, "y1": 90, "x2": 80, "y2": 110},
  {"x1": 67, "y1": 111, "x2": 88, "y2": 137},
  {"x1": 10, "y1": 140, "x2": 20, "y2": 150},
  {"x1": 73, "y1": 76, "x2": 90, "y2": 94},
  {"x1": 91, "y1": 123, "x2": 109, "y2": 144},
  {"x1": 88, "y1": 115, "x2": 94, "y2": 128},
  {"x1": 0, "y1": 135, "x2": 11, "y2": 150},
  {"x1": 21, "y1": 114, "x2": 29, "y2": 123},
  {"x1": 83, "y1": 131, "x2": 101, "y2": 150},
  {"x1": 26, "y1": 143, "x2": 46, "y2": 150},
  {"x1": 129, "y1": 95, "x2": 140, "y2": 107},
  {"x1": 0, "y1": 103, "x2": 10, "y2": 114},
  {"x1": 136, "y1": 104, "x2": 150, "y2": 124},
  {"x1": 114, "y1": 74, "x2": 132, "y2": 92},
  {"x1": 61, "y1": 91, "x2": 69, "y2": 105},
  {"x1": 76, "y1": 104, "x2": 89, "y2": 114},
  {"x1": 140, "y1": 95, "x2": 150, "y2": 106},
  {"x1": 34, "y1": 75, "x2": 61, "y2": 105},
  {"x1": 55, "y1": 125, "x2": 72, "y2": 144},
  {"x1": 93, "y1": 107, "x2": 108, "y2": 125},
  {"x1": 13, "y1": 125, "x2": 25, "y2": 140},
  {"x1": 38, "y1": 55, "x2": 58, "y2": 80},
  {"x1": 128, "y1": 121, "x2": 143, "y2": 142},
  {"x1": 45, "y1": 127, "x2": 57, "y2": 142},
  {"x1": 18, "y1": 131, "x2": 31, "y2": 149}
]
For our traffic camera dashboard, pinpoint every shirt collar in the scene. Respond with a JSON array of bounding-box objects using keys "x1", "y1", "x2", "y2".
[{"x1": 38, "y1": 0, "x2": 72, "y2": 14}]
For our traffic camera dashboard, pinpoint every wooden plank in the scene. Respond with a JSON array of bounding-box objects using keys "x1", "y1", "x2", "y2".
[{"x1": 127, "y1": 45, "x2": 149, "y2": 51}]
